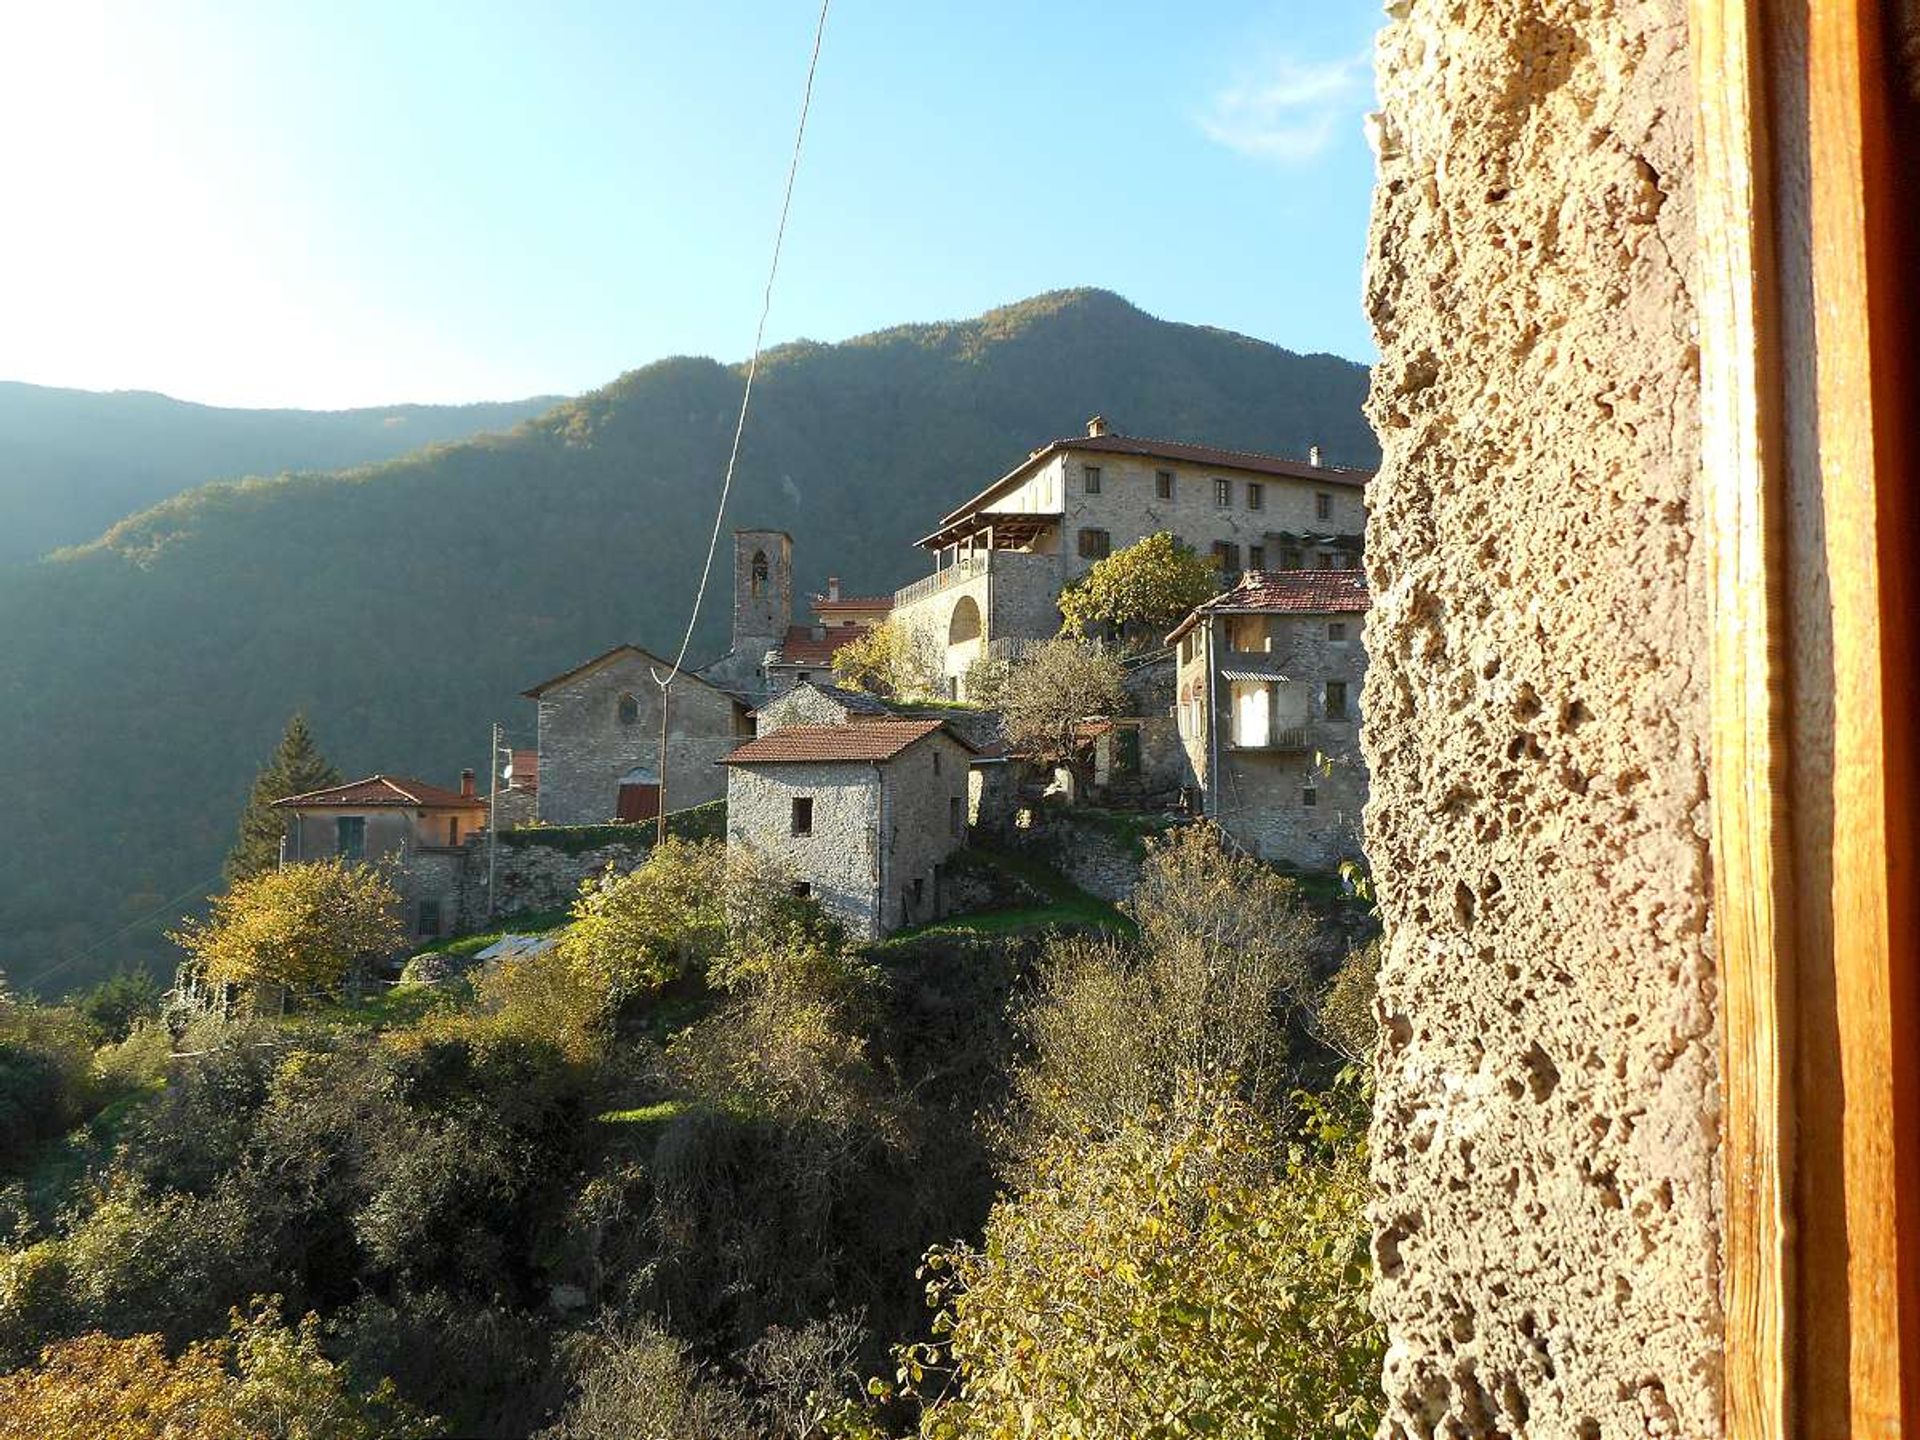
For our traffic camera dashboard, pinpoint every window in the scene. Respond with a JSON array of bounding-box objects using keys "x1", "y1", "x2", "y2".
[
  {"x1": 1210, "y1": 541, "x2": 1241, "y2": 572},
  {"x1": 790, "y1": 881, "x2": 811, "y2": 898},
  {"x1": 1303, "y1": 787, "x2": 1319, "y2": 808},
  {"x1": 446, "y1": 817, "x2": 459, "y2": 846},
  {"x1": 1325, "y1": 680, "x2": 1349, "y2": 719},
  {"x1": 791, "y1": 797, "x2": 813, "y2": 836},
  {"x1": 1281, "y1": 546, "x2": 1304, "y2": 568},
  {"x1": 1083, "y1": 465, "x2": 1102, "y2": 494},
  {"x1": 1328, "y1": 621, "x2": 1349, "y2": 644},
  {"x1": 417, "y1": 898, "x2": 441, "y2": 936},
  {"x1": 1155, "y1": 469, "x2": 1174, "y2": 500},
  {"x1": 1249, "y1": 544, "x2": 1267, "y2": 571},
  {"x1": 1230, "y1": 681, "x2": 1271, "y2": 747},
  {"x1": 1228, "y1": 614, "x2": 1267, "y2": 652},
  {"x1": 1315, "y1": 492, "x2": 1333, "y2": 521},
  {"x1": 1316, "y1": 552, "x2": 1335, "y2": 569},
  {"x1": 1247, "y1": 481, "x2": 1264, "y2": 511},
  {"x1": 950, "y1": 795, "x2": 964, "y2": 838},
  {"x1": 1336, "y1": 552, "x2": 1355, "y2": 569},
  {"x1": 1213, "y1": 478, "x2": 1232, "y2": 507},
  {"x1": 933, "y1": 750, "x2": 942, "y2": 775},
  {"x1": 336, "y1": 816, "x2": 365, "y2": 860},
  {"x1": 617, "y1": 692, "x2": 640, "y2": 725},
  {"x1": 750, "y1": 549, "x2": 770, "y2": 597},
  {"x1": 912, "y1": 876, "x2": 926, "y2": 908},
  {"x1": 1077, "y1": 527, "x2": 1112, "y2": 559}
]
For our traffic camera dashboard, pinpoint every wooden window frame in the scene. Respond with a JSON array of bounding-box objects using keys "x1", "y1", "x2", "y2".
[
  {"x1": 1156, "y1": 468, "x2": 1175, "y2": 499},
  {"x1": 1692, "y1": 1, "x2": 1918, "y2": 1430},
  {"x1": 1083, "y1": 464, "x2": 1102, "y2": 495}
]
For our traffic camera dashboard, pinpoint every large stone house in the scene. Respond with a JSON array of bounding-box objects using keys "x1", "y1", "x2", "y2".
[
  {"x1": 721, "y1": 715, "x2": 976, "y2": 939},
  {"x1": 273, "y1": 773, "x2": 489, "y2": 939},
  {"x1": 522, "y1": 646, "x2": 752, "y2": 825},
  {"x1": 890, "y1": 417, "x2": 1373, "y2": 696},
  {"x1": 1167, "y1": 569, "x2": 1369, "y2": 869}
]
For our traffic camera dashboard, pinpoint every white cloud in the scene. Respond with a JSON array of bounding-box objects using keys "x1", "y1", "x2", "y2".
[{"x1": 1199, "y1": 51, "x2": 1373, "y2": 164}]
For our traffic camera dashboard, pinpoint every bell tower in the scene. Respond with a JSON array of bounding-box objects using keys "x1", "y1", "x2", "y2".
[{"x1": 732, "y1": 529, "x2": 793, "y2": 651}]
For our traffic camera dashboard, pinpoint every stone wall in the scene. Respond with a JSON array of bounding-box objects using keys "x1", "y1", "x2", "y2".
[
  {"x1": 451, "y1": 830, "x2": 656, "y2": 930},
  {"x1": 879, "y1": 732, "x2": 972, "y2": 931},
  {"x1": 1363, "y1": 2, "x2": 1719, "y2": 1435},
  {"x1": 727, "y1": 760, "x2": 883, "y2": 937},
  {"x1": 535, "y1": 652, "x2": 746, "y2": 824}
]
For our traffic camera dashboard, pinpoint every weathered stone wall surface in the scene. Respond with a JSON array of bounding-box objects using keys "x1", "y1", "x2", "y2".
[
  {"x1": 451, "y1": 831, "x2": 655, "y2": 930},
  {"x1": 728, "y1": 761, "x2": 883, "y2": 937},
  {"x1": 878, "y1": 733, "x2": 972, "y2": 930},
  {"x1": 1363, "y1": 2, "x2": 1719, "y2": 1435},
  {"x1": 536, "y1": 653, "x2": 744, "y2": 824}
]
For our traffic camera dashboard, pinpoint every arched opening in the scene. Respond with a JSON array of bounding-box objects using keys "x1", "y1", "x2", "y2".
[
  {"x1": 947, "y1": 595, "x2": 982, "y2": 646},
  {"x1": 616, "y1": 692, "x2": 640, "y2": 726},
  {"x1": 750, "y1": 550, "x2": 770, "y2": 598}
]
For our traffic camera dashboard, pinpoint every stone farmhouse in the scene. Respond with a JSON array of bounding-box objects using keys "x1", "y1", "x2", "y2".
[
  {"x1": 273, "y1": 773, "x2": 490, "y2": 940},
  {"x1": 890, "y1": 416, "x2": 1372, "y2": 697},
  {"x1": 521, "y1": 645, "x2": 751, "y2": 825},
  {"x1": 1167, "y1": 569, "x2": 1369, "y2": 869},
  {"x1": 721, "y1": 711, "x2": 976, "y2": 939}
]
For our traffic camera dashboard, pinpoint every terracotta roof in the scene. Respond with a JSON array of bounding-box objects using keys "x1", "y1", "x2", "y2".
[
  {"x1": 522, "y1": 644, "x2": 738, "y2": 701},
  {"x1": 1166, "y1": 569, "x2": 1370, "y2": 643},
  {"x1": 273, "y1": 775, "x2": 488, "y2": 810},
  {"x1": 923, "y1": 430, "x2": 1374, "y2": 546},
  {"x1": 772, "y1": 622, "x2": 871, "y2": 667},
  {"x1": 722, "y1": 718, "x2": 973, "y2": 765}
]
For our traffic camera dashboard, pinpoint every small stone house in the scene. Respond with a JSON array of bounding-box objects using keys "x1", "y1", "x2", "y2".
[
  {"x1": 522, "y1": 645, "x2": 752, "y2": 825},
  {"x1": 1167, "y1": 569, "x2": 1369, "y2": 870},
  {"x1": 721, "y1": 717, "x2": 976, "y2": 939},
  {"x1": 273, "y1": 773, "x2": 489, "y2": 939},
  {"x1": 753, "y1": 678, "x2": 893, "y2": 735}
]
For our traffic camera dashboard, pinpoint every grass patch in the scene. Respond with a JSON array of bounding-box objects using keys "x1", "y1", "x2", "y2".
[
  {"x1": 309, "y1": 980, "x2": 466, "y2": 1031},
  {"x1": 595, "y1": 1100, "x2": 686, "y2": 1128},
  {"x1": 879, "y1": 846, "x2": 1133, "y2": 948}
]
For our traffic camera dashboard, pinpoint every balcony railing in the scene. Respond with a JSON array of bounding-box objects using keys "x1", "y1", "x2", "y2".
[
  {"x1": 894, "y1": 551, "x2": 990, "y2": 608},
  {"x1": 1230, "y1": 724, "x2": 1313, "y2": 752}
]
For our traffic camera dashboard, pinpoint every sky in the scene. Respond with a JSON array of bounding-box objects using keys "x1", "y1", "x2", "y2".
[{"x1": 0, "y1": 1, "x2": 1383, "y2": 411}]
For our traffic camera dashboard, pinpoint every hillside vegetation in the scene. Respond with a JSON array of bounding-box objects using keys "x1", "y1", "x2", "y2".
[
  {"x1": 0, "y1": 289, "x2": 1375, "y2": 996},
  {"x1": 0, "y1": 829, "x2": 1381, "y2": 1438},
  {"x1": 0, "y1": 382, "x2": 558, "y2": 566}
]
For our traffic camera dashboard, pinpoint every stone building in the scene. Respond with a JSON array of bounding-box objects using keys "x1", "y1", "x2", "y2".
[
  {"x1": 721, "y1": 716, "x2": 975, "y2": 939},
  {"x1": 753, "y1": 677, "x2": 893, "y2": 734},
  {"x1": 692, "y1": 533, "x2": 889, "y2": 701},
  {"x1": 522, "y1": 645, "x2": 751, "y2": 825},
  {"x1": 890, "y1": 417, "x2": 1373, "y2": 696},
  {"x1": 273, "y1": 772, "x2": 489, "y2": 940},
  {"x1": 1166, "y1": 570, "x2": 1367, "y2": 870}
]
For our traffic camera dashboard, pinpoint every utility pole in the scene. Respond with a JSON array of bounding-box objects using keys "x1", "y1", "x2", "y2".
[
  {"x1": 656, "y1": 679, "x2": 672, "y2": 846},
  {"x1": 486, "y1": 721, "x2": 500, "y2": 920}
]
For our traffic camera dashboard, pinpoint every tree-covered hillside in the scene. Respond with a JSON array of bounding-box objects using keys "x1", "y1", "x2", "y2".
[
  {"x1": 0, "y1": 289, "x2": 1375, "y2": 995},
  {"x1": 0, "y1": 383, "x2": 559, "y2": 565}
]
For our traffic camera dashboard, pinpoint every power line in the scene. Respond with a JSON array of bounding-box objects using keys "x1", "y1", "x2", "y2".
[
  {"x1": 653, "y1": 0, "x2": 832, "y2": 689},
  {"x1": 17, "y1": 867, "x2": 226, "y2": 993}
]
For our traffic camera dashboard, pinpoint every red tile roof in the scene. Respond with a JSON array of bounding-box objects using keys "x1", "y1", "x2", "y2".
[
  {"x1": 722, "y1": 718, "x2": 969, "y2": 765},
  {"x1": 1166, "y1": 569, "x2": 1370, "y2": 643},
  {"x1": 773, "y1": 623, "x2": 871, "y2": 667},
  {"x1": 272, "y1": 775, "x2": 488, "y2": 810}
]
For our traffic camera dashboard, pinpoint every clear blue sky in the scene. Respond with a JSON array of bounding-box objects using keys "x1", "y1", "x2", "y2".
[{"x1": 0, "y1": 2, "x2": 1382, "y2": 410}]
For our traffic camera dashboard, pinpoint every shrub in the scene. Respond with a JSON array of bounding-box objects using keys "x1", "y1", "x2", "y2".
[
  {"x1": 540, "y1": 1320, "x2": 753, "y2": 1440},
  {"x1": 0, "y1": 1298, "x2": 441, "y2": 1440},
  {"x1": 171, "y1": 859, "x2": 405, "y2": 1001},
  {"x1": 1056, "y1": 531, "x2": 1219, "y2": 649},
  {"x1": 0, "y1": 999, "x2": 98, "y2": 1169},
  {"x1": 905, "y1": 1082, "x2": 1381, "y2": 1440}
]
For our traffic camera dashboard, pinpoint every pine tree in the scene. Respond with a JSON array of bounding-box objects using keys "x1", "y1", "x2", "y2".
[{"x1": 224, "y1": 713, "x2": 341, "y2": 884}]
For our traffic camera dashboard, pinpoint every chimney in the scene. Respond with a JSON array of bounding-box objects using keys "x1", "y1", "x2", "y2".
[
  {"x1": 460, "y1": 768, "x2": 476, "y2": 798},
  {"x1": 1086, "y1": 415, "x2": 1109, "y2": 438},
  {"x1": 827, "y1": 576, "x2": 842, "y2": 602},
  {"x1": 1309, "y1": 444, "x2": 1324, "y2": 468}
]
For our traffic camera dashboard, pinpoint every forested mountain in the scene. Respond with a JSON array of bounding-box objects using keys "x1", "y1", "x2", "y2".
[
  {"x1": 0, "y1": 383, "x2": 559, "y2": 564},
  {"x1": 0, "y1": 289, "x2": 1376, "y2": 996}
]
